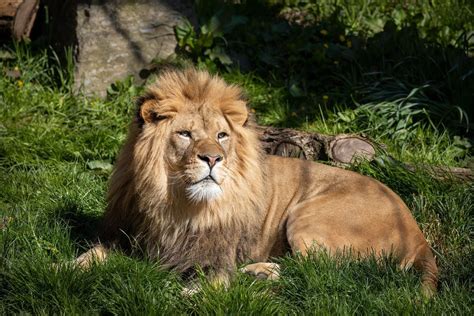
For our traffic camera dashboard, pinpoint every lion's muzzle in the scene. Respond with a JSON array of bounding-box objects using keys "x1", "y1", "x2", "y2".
[
  {"x1": 184, "y1": 141, "x2": 226, "y2": 202},
  {"x1": 198, "y1": 153, "x2": 223, "y2": 169}
]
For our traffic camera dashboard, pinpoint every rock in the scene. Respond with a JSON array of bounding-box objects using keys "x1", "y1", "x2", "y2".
[{"x1": 45, "y1": 0, "x2": 194, "y2": 97}]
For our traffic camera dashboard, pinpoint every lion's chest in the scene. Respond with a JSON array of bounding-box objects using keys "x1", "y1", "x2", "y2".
[{"x1": 144, "y1": 222, "x2": 258, "y2": 273}]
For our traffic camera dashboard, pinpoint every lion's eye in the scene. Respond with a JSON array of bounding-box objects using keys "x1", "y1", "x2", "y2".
[
  {"x1": 217, "y1": 132, "x2": 228, "y2": 140},
  {"x1": 178, "y1": 130, "x2": 192, "y2": 138}
]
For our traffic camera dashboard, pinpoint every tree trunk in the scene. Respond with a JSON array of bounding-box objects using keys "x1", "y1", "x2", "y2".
[
  {"x1": 257, "y1": 125, "x2": 473, "y2": 182},
  {"x1": 0, "y1": 0, "x2": 39, "y2": 40}
]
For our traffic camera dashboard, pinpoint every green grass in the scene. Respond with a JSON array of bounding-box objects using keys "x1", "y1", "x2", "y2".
[{"x1": 1, "y1": 12, "x2": 473, "y2": 314}]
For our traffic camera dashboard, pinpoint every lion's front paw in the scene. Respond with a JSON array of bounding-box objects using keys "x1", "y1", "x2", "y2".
[
  {"x1": 53, "y1": 245, "x2": 109, "y2": 271},
  {"x1": 241, "y1": 262, "x2": 280, "y2": 280}
]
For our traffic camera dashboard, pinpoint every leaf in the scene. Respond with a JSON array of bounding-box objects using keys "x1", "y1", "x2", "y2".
[
  {"x1": 202, "y1": 15, "x2": 221, "y2": 36},
  {"x1": 206, "y1": 47, "x2": 233, "y2": 65},
  {"x1": 87, "y1": 160, "x2": 113, "y2": 171},
  {"x1": 174, "y1": 19, "x2": 196, "y2": 48},
  {"x1": 199, "y1": 33, "x2": 215, "y2": 48}
]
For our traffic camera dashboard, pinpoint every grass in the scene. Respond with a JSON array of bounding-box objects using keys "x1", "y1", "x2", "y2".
[{"x1": 1, "y1": 0, "x2": 474, "y2": 312}]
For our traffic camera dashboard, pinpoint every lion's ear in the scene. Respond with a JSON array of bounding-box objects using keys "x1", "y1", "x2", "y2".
[
  {"x1": 222, "y1": 100, "x2": 248, "y2": 126},
  {"x1": 137, "y1": 97, "x2": 169, "y2": 124}
]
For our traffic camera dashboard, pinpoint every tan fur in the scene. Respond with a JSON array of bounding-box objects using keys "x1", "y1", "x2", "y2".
[{"x1": 78, "y1": 69, "x2": 438, "y2": 296}]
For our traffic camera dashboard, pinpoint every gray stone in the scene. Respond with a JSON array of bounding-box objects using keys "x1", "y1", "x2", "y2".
[{"x1": 47, "y1": 0, "x2": 194, "y2": 97}]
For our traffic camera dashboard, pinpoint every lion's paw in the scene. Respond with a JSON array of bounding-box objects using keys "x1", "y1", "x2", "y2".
[{"x1": 241, "y1": 262, "x2": 280, "y2": 280}]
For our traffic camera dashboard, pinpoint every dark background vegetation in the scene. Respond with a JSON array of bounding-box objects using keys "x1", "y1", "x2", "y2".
[{"x1": 174, "y1": 0, "x2": 473, "y2": 136}]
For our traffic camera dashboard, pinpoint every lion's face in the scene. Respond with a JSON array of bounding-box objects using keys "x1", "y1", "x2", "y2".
[
  {"x1": 165, "y1": 107, "x2": 233, "y2": 202},
  {"x1": 136, "y1": 70, "x2": 251, "y2": 204}
]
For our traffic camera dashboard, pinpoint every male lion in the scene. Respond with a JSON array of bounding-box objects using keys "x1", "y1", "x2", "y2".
[{"x1": 76, "y1": 69, "x2": 438, "y2": 296}]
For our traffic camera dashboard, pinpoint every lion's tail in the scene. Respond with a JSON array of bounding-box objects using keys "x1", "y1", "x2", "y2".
[{"x1": 414, "y1": 244, "x2": 438, "y2": 298}]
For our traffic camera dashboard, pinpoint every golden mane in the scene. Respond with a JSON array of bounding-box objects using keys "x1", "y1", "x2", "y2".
[
  {"x1": 138, "y1": 69, "x2": 248, "y2": 125},
  {"x1": 101, "y1": 69, "x2": 265, "y2": 270}
]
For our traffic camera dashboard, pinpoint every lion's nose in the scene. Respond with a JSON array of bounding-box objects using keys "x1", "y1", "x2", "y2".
[{"x1": 198, "y1": 154, "x2": 223, "y2": 168}]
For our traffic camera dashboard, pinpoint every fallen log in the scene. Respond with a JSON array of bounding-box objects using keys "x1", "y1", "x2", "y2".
[
  {"x1": 0, "y1": 0, "x2": 39, "y2": 40},
  {"x1": 256, "y1": 126, "x2": 376, "y2": 163},
  {"x1": 257, "y1": 125, "x2": 473, "y2": 182},
  {"x1": 403, "y1": 164, "x2": 474, "y2": 182}
]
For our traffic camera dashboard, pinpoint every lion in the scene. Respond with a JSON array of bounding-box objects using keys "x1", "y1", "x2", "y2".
[{"x1": 75, "y1": 69, "x2": 438, "y2": 297}]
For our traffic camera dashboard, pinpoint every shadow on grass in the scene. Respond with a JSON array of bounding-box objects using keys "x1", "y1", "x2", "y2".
[{"x1": 55, "y1": 200, "x2": 102, "y2": 249}]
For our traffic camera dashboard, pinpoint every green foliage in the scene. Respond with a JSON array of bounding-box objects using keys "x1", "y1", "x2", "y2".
[
  {"x1": 172, "y1": 0, "x2": 474, "y2": 135},
  {"x1": 174, "y1": 11, "x2": 247, "y2": 69},
  {"x1": 279, "y1": 0, "x2": 474, "y2": 47},
  {"x1": 106, "y1": 75, "x2": 140, "y2": 101}
]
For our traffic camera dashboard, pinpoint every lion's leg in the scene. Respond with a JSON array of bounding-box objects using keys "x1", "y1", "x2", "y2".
[
  {"x1": 241, "y1": 262, "x2": 280, "y2": 280},
  {"x1": 182, "y1": 269, "x2": 233, "y2": 296},
  {"x1": 74, "y1": 244, "x2": 109, "y2": 269},
  {"x1": 285, "y1": 205, "x2": 337, "y2": 257}
]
